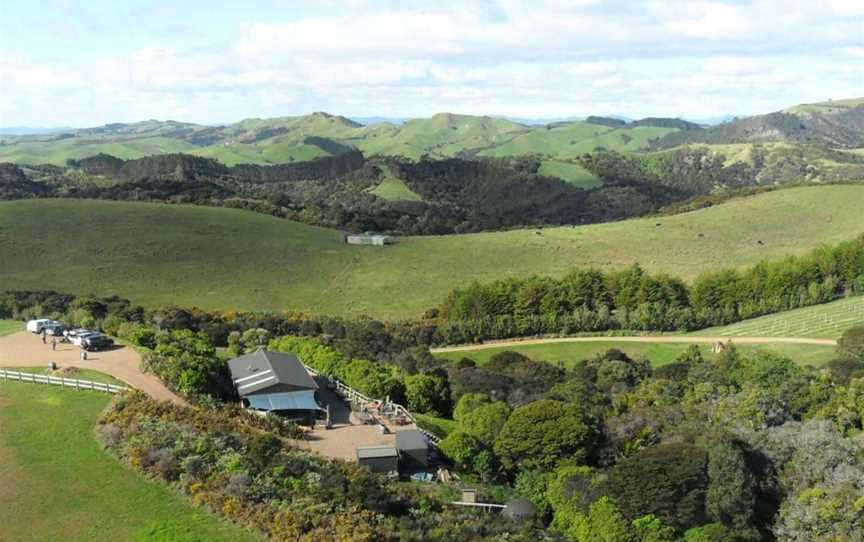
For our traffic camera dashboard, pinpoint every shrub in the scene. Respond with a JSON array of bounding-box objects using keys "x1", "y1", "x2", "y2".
[{"x1": 494, "y1": 399, "x2": 597, "y2": 474}]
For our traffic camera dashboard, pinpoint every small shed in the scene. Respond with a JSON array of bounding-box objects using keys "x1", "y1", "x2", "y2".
[
  {"x1": 396, "y1": 429, "x2": 429, "y2": 469},
  {"x1": 357, "y1": 445, "x2": 399, "y2": 473},
  {"x1": 343, "y1": 233, "x2": 391, "y2": 246}
]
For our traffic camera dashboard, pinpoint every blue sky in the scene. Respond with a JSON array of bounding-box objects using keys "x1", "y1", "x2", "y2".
[{"x1": 0, "y1": 0, "x2": 862, "y2": 126}]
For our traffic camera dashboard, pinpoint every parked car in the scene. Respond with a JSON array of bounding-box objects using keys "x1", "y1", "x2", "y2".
[
  {"x1": 82, "y1": 334, "x2": 114, "y2": 351},
  {"x1": 42, "y1": 323, "x2": 66, "y2": 337},
  {"x1": 70, "y1": 331, "x2": 100, "y2": 347},
  {"x1": 64, "y1": 328, "x2": 92, "y2": 342},
  {"x1": 26, "y1": 318, "x2": 60, "y2": 334}
]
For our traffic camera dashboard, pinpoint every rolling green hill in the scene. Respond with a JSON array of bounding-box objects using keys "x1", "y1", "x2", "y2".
[
  {"x1": 0, "y1": 112, "x2": 670, "y2": 166},
  {"x1": 480, "y1": 123, "x2": 675, "y2": 158},
  {"x1": 2, "y1": 184, "x2": 863, "y2": 319},
  {"x1": 4, "y1": 97, "x2": 861, "y2": 167}
]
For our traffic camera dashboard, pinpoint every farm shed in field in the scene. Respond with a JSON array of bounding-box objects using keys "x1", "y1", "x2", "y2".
[
  {"x1": 343, "y1": 232, "x2": 391, "y2": 246},
  {"x1": 357, "y1": 445, "x2": 399, "y2": 473},
  {"x1": 228, "y1": 350, "x2": 323, "y2": 425},
  {"x1": 396, "y1": 429, "x2": 429, "y2": 469}
]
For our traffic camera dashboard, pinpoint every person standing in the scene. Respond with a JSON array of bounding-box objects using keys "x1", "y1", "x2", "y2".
[
  {"x1": 41, "y1": 330, "x2": 46, "y2": 344},
  {"x1": 51, "y1": 337, "x2": 56, "y2": 351}
]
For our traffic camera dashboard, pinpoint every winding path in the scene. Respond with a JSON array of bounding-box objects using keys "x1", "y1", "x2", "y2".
[
  {"x1": 0, "y1": 331, "x2": 186, "y2": 405},
  {"x1": 430, "y1": 335, "x2": 837, "y2": 353}
]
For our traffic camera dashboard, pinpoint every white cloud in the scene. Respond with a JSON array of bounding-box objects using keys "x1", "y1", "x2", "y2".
[{"x1": 0, "y1": 0, "x2": 861, "y2": 126}]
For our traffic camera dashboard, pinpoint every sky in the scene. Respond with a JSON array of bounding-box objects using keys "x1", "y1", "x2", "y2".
[{"x1": 0, "y1": 0, "x2": 862, "y2": 127}]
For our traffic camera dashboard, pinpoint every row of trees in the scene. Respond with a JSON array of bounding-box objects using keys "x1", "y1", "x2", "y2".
[{"x1": 438, "y1": 236, "x2": 864, "y2": 342}]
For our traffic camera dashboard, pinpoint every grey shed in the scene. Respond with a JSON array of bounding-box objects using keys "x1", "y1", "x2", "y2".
[
  {"x1": 503, "y1": 498, "x2": 538, "y2": 522},
  {"x1": 357, "y1": 445, "x2": 399, "y2": 473},
  {"x1": 396, "y1": 429, "x2": 429, "y2": 468}
]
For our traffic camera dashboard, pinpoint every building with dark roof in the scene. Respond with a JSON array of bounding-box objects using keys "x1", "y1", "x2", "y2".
[
  {"x1": 396, "y1": 429, "x2": 429, "y2": 469},
  {"x1": 228, "y1": 350, "x2": 323, "y2": 424}
]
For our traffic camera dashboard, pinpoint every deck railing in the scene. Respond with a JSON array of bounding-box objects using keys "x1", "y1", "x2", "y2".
[{"x1": 304, "y1": 364, "x2": 442, "y2": 447}]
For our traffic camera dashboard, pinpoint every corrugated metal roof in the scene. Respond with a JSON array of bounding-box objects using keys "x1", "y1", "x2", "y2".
[
  {"x1": 246, "y1": 390, "x2": 323, "y2": 411},
  {"x1": 356, "y1": 445, "x2": 398, "y2": 459},
  {"x1": 228, "y1": 351, "x2": 318, "y2": 395}
]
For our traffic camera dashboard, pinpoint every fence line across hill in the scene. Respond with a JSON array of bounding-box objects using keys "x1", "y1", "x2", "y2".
[
  {"x1": 302, "y1": 364, "x2": 442, "y2": 448},
  {"x1": 0, "y1": 369, "x2": 128, "y2": 394}
]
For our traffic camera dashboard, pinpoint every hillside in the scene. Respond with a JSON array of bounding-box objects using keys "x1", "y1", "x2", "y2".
[
  {"x1": 3, "y1": 97, "x2": 863, "y2": 167},
  {"x1": 0, "y1": 113, "x2": 681, "y2": 165},
  {"x1": 653, "y1": 97, "x2": 864, "y2": 149},
  {"x1": 2, "y1": 185, "x2": 863, "y2": 319}
]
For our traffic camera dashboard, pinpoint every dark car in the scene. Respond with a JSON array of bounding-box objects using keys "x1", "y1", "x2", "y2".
[{"x1": 83, "y1": 334, "x2": 115, "y2": 351}]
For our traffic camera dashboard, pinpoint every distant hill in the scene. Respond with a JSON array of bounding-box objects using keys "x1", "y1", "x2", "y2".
[
  {"x1": 2, "y1": 97, "x2": 862, "y2": 166},
  {"x1": 652, "y1": 98, "x2": 864, "y2": 149}
]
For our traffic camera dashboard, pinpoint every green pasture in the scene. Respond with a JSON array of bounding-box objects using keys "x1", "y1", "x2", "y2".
[
  {"x1": 1, "y1": 185, "x2": 863, "y2": 319},
  {"x1": 0, "y1": 382, "x2": 261, "y2": 542},
  {"x1": 434, "y1": 340, "x2": 837, "y2": 369}
]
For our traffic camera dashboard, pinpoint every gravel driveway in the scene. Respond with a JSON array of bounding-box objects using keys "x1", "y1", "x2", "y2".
[{"x1": 0, "y1": 331, "x2": 185, "y2": 404}]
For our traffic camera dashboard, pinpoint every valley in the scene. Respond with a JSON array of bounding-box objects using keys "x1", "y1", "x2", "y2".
[{"x1": 1, "y1": 184, "x2": 862, "y2": 319}]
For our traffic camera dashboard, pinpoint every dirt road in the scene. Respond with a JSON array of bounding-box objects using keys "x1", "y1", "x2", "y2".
[
  {"x1": 431, "y1": 335, "x2": 837, "y2": 353},
  {"x1": 0, "y1": 331, "x2": 185, "y2": 404}
]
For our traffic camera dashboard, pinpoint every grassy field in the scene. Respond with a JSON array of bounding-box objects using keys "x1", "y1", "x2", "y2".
[
  {"x1": 0, "y1": 137, "x2": 198, "y2": 166},
  {"x1": 538, "y1": 159, "x2": 602, "y2": 188},
  {"x1": 0, "y1": 319, "x2": 22, "y2": 336},
  {"x1": 7, "y1": 366, "x2": 127, "y2": 386},
  {"x1": 698, "y1": 296, "x2": 864, "y2": 340},
  {"x1": 370, "y1": 168, "x2": 423, "y2": 201},
  {"x1": 434, "y1": 340, "x2": 838, "y2": 368},
  {"x1": 0, "y1": 382, "x2": 261, "y2": 542},
  {"x1": 1, "y1": 185, "x2": 863, "y2": 319},
  {"x1": 413, "y1": 413, "x2": 458, "y2": 439}
]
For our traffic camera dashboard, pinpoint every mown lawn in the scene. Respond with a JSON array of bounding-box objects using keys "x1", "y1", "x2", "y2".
[
  {"x1": 1, "y1": 185, "x2": 863, "y2": 320},
  {"x1": 698, "y1": 296, "x2": 864, "y2": 340},
  {"x1": 0, "y1": 382, "x2": 262, "y2": 542},
  {"x1": 414, "y1": 413, "x2": 458, "y2": 439},
  {"x1": 434, "y1": 340, "x2": 838, "y2": 368}
]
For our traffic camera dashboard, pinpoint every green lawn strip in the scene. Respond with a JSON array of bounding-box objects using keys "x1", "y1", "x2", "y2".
[
  {"x1": 0, "y1": 319, "x2": 22, "y2": 336},
  {"x1": 6, "y1": 366, "x2": 127, "y2": 387},
  {"x1": 413, "y1": 413, "x2": 458, "y2": 439},
  {"x1": 434, "y1": 340, "x2": 837, "y2": 368},
  {"x1": 0, "y1": 382, "x2": 262, "y2": 542},
  {"x1": 697, "y1": 296, "x2": 864, "y2": 339}
]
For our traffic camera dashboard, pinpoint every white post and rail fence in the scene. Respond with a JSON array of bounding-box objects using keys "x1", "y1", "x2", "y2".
[
  {"x1": 0, "y1": 368, "x2": 128, "y2": 394},
  {"x1": 303, "y1": 364, "x2": 442, "y2": 448}
]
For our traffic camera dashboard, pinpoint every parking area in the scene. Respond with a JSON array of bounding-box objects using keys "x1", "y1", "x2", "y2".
[{"x1": 0, "y1": 330, "x2": 185, "y2": 404}]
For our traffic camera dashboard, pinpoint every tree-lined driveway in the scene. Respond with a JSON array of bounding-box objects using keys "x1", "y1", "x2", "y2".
[
  {"x1": 431, "y1": 335, "x2": 837, "y2": 353},
  {"x1": 0, "y1": 331, "x2": 185, "y2": 404}
]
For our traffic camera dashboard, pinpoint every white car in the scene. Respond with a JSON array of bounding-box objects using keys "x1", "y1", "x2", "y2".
[{"x1": 26, "y1": 319, "x2": 60, "y2": 334}]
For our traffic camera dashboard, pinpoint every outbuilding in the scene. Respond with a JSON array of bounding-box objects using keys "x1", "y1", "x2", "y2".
[
  {"x1": 396, "y1": 429, "x2": 429, "y2": 469},
  {"x1": 356, "y1": 445, "x2": 399, "y2": 473},
  {"x1": 228, "y1": 350, "x2": 324, "y2": 425}
]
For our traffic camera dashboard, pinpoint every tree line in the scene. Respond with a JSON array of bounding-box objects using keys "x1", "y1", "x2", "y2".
[{"x1": 437, "y1": 235, "x2": 864, "y2": 343}]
